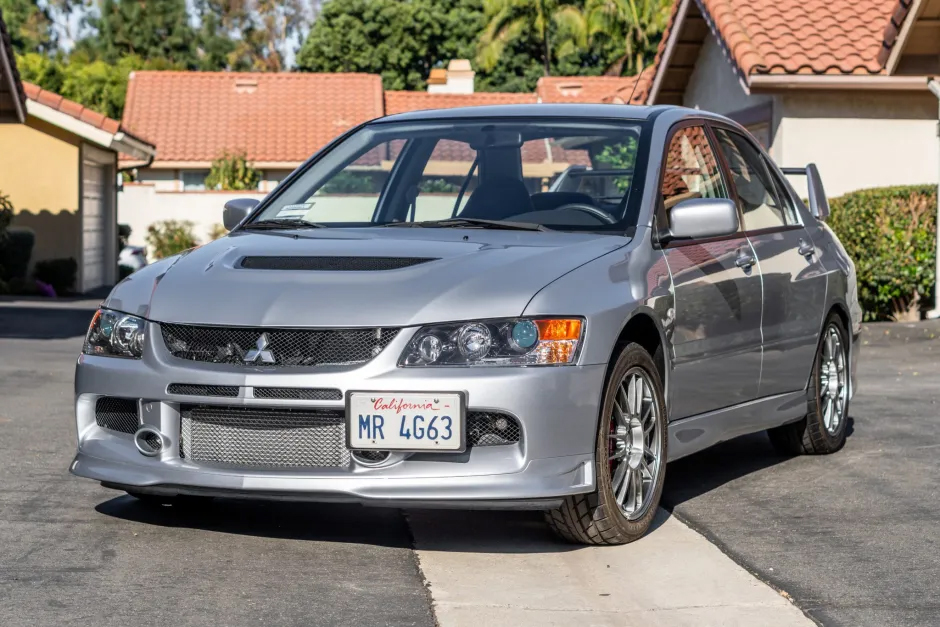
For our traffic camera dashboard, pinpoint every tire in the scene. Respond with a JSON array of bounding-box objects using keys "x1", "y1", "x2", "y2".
[
  {"x1": 546, "y1": 343, "x2": 668, "y2": 545},
  {"x1": 768, "y1": 312, "x2": 850, "y2": 455}
]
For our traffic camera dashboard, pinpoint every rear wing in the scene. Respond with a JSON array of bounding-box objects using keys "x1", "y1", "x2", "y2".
[{"x1": 781, "y1": 164, "x2": 830, "y2": 221}]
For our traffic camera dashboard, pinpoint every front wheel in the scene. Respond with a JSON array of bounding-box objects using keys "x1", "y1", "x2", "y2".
[
  {"x1": 546, "y1": 343, "x2": 667, "y2": 545},
  {"x1": 768, "y1": 313, "x2": 850, "y2": 455}
]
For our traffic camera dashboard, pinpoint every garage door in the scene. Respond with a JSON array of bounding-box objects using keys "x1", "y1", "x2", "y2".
[{"x1": 82, "y1": 159, "x2": 108, "y2": 292}]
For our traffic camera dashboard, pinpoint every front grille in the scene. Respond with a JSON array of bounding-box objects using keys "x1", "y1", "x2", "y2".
[
  {"x1": 179, "y1": 405, "x2": 350, "y2": 468},
  {"x1": 253, "y1": 387, "x2": 342, "y2": 401},
  {"x1": 95, "y1": 397, "x2": 139, "y2": 434},
  {"x1": 168, "y1": 383, "x2": 239, "y2": 397},
  {"x1": 161, "y1": 324, "x2": 399, "y2": 367},
  {"x1": 467, "y1": 411, "x2": 522, "y2": 447},
  {"x1": 240, "y1": 256, "x2": 436, "y2": 271}
]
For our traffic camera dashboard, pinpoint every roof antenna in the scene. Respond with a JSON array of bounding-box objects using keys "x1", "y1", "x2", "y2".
[{"x1": 623, "y1": 59, "x2": 645, "y2": 105}]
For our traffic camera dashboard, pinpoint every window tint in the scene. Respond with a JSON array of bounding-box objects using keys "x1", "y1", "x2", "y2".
[
  {"x1": 713, "y1": 128, "x2": 796, "y2": 230},
  {"x1": 660, "y1": 126, "x2": 728, "y2": 212},
  {"x1": 412, "y1": 139, "x2": 479, "y2": 221}
]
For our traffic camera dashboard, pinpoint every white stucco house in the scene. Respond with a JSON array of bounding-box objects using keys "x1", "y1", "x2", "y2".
[{"x1": 632, "y1": 0, "x2": 940, "y2": 197}]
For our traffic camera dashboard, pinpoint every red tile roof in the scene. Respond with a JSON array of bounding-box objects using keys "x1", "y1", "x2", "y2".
[
  {"x1": 384, "y1": 91, "x2": 537, "y2": 116},
  {"x1": 536, "y1": 75, "x2": 642, "y2": 103},
  {"x1": 24, "y1": 81, "x2": 122, "y2": 133},
  {"x1": 122, "y1": 71, "x2": 384, "y2": 164}
]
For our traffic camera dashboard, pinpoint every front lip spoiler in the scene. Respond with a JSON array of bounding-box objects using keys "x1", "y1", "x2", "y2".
[{"x1": 100, "y1": 482, "x2": 563, "y2": 510}]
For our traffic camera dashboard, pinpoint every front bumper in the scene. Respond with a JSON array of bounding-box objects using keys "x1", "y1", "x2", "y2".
[{"x1": 71, "y1": 323, "x2": 605, "y2": 509}]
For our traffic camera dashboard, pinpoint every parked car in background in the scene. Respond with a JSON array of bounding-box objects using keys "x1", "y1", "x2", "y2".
[{"x1": 71, "y1": 104, "x2": 860, "y2": 545}]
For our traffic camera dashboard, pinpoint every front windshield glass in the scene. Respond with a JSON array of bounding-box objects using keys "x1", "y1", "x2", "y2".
[{"x1": 253, "y1": 119, "x2": 644, "y2": 232}]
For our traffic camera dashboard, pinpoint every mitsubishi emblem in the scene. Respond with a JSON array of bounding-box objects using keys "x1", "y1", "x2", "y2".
[{"x1": 244, "y1": 333, "x2": 275, "y2": 364}]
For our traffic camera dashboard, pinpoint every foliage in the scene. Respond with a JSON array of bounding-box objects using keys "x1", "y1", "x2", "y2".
[
  {"x1": 119, "y1": 264, "x2": 135, "y2": 280},
  {"x1": 118, "y1": 223, "x2": 132, "y2": 249},
  {"x1": 0, "y1": 0, "x2": 57, "y2": 53},
  {"x1": 0, "y1": 227, "x2": 35, "y2": 282},
  {"x1": 208, "y1": 223, "x2": 229, "y2": 240},
  {"x1": 0, "y1": 191, "x2": 12, "y2": 237},
  {"x1": 827, "y1": 185, "x2": 937, "y2": 322},
  {"x1": 146, "y1": 220, "x2": 198, "y2": 260},
  {"x1": 583, "y1": 0, "x2": 670, "y2": 75},
  {"x1": 205, "y1": 151, "x2": 262, "y2": 191},
  {"x1": 33, "y1": 257, "x2": 78, "y2": 295},
  {"x1": 85, "y1": 0, "x2": 198, "y2": 67},
  {"x1": 419, "y1": 178, "x2": 462, "y2": 193},
  {"x1": 319, "y1": 171, "x2": 383, "y2": 194},
  {"x1": 592, "y1": 135, "x2": 638, "y2": 191}
]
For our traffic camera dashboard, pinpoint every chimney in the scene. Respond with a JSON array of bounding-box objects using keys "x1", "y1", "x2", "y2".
[{"x1": 427, "y1": 59, "x2": 475, "y2": 94}]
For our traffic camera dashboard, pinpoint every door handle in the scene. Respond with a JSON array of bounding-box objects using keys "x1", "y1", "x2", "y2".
[
  {"x1": 735, "y1": 252, "x2": 756, "y2": 270},
  {"x1": 798, "y1": 239, "x2": 815, "y2": 257}
]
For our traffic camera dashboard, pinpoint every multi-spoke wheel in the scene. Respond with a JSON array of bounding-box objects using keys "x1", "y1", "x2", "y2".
[
  {"x1": 768, "y1": 313, "x2": 850, "y2": 455},
  {"x1": 546, "y1": 343, "x2": 667, "y2": 545}
]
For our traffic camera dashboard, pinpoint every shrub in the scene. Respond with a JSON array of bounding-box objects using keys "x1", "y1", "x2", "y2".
[
  {"x1": 0, "y1": 227, "x2": 36, "y2": 282},
  {"x1": 828, "y1": 185, "x2": 937, "y2": 321},
  {"x1": 119, "y1": 264, "x2": 135, "y2": 280},
  {"x1": 146, "y1": 220, "x2": 198, "y2": 259},
  {"x1": 208, "y1": 223, "x2": 229, "y2": 241},
  {"x1": 0, "y1": 192, "x2": 12, "y2": 236},
  {"x1": 205, "y1": 151, "x2": 261, "y2": 191},
  {"x1": 34, "y1": 258, "x2": 78, "y2": 295},
  {"x1": 118, "y1": 223, "x2": 132, "y2": 249}
]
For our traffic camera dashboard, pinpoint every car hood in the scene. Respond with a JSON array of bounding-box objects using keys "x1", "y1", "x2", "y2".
[{"x1": 105, "y1": 228, "x2": 629, "y2": 327}]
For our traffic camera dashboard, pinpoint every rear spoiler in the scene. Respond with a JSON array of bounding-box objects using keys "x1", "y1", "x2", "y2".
[{"x1": 781, "y1": 164, "x2": 829, "y2": 221}]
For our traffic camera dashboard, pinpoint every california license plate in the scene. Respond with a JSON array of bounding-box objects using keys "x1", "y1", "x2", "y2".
[{"x1": 346, "y1": 392, "x2": 465, "y2": 452}]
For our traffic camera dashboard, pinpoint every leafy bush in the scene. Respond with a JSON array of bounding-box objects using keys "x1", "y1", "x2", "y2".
[
  {"x1": 0, "y1": 192, "x2": 12, "y2": 236},
  {"x1": 208, "y1": 223, "x2": 229, "y2": 241},
  {"x1": 320, "y1": 170, "x2": 383, "y2": 194},
  {"x1": 205, "y1": 151, "x2": 261, "y2": 191},
  {"x1": 828, "y1": 185, "x2": 937, "y2": 321},
  {"x1": 418, "y1": 178, "x2": 461, "y2": 193},
  {"x1": 146, "y1": 220, "x2": 198, "y2": 259},
  {"x1": 34, "y1": 258, "x2": 78, "y2": 295},
  {"x1": 0, "y1": 227, "x2": 36, "y2": 282}
]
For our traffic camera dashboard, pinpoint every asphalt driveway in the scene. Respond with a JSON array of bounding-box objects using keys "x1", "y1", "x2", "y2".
[{"x1": 1, "y1": 299, "x2": 937, "y2": 626}]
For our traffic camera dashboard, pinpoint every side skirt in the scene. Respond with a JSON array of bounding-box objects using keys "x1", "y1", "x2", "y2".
[{"x1": 667, "y1": 390, "x2": 807, "y2": 462}]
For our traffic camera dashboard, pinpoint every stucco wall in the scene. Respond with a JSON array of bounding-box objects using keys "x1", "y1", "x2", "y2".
[
  {"x1": 0, "y1": 118, "x2": 82, "y2": 268},
  {"x1": 777, "y1": 92, "x2": 938, "y2": 197}
]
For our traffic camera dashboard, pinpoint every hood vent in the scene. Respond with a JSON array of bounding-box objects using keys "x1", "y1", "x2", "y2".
[{"x1": 239, "y1": 256, "x2": 437, "y2": 271}]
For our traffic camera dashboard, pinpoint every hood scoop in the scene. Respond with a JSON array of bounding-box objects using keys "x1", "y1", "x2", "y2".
[{"x1": 238, "y1": 256, "x2": 438, "y2": 271}]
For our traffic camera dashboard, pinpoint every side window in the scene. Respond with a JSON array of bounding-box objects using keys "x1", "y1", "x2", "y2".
[
  {"x1": 660, "y1": 126, "x2": 729, "y2": 214},
  {"x1": 713, "y1": 128, "x2": 796, "y2": 230}
]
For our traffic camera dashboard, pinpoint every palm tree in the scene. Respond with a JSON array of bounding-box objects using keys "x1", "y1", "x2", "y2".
[
  {"x1": 585, "y1": 0, "x2": 671, "y2": 76},
  {"x1": 477, "y1": 0, "x2": 588, "y2": 77}
]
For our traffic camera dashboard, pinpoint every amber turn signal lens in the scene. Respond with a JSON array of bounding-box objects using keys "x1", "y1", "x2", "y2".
[{"x1": 535, "y1": 319, "x2": 582, "y2": 341}]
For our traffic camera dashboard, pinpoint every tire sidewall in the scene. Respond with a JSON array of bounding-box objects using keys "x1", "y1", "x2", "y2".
[
  {"x1": 809, "y1": 314, "x2": 850, "y2": 447},
  {"x1": 595, "y1": 344, "x2": 668, "y2": 537}
]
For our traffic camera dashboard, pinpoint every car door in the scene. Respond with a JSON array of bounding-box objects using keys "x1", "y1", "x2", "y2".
[
  {"x1": 657, "y1": 124, "x2": 763, "y2": 420},
  {"x1": 711, "y1": 126, "x2": 827, "y2": 397}
]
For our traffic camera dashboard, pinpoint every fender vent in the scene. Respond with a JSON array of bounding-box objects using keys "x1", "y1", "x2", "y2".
[{"x1": 239, "y1": 256, "x2": 436, "y2": 271}]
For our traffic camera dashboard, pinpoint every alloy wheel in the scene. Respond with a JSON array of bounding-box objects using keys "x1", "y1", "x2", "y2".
[
  {"x1": 608, "y1": 368, "x2": 662, "y2": 521},
  {"x1": 819, "y1": 324, "x2": 848, "y2": 435}
]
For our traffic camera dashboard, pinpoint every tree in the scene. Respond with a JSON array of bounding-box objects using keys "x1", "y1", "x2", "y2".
[
  {"x1": 584, "y1": 0, "x2": 670, "y2": 76},
  {"x1": 297, "y1": 0, "x2": 485, "y2": 91},
  {"x1": 205, "y1": 151, "x2": 262, "y2": 191},
  {"x1": 88, "y1": 0, "x2": 198, "y2": 67},
  {"x1": 0, "y1": 0, "x2": 56, "y2": 53},
  {"x1": 477, "y1": 0, "x2": 588, "y2": 77}
]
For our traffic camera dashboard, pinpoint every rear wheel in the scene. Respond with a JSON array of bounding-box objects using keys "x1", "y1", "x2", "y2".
[
  {"x1": 546, "y1": 343, "x2": 667, "y2": 545},
  {"x1": 768, "y1": 313, "x2": 850, "y2": 455}
]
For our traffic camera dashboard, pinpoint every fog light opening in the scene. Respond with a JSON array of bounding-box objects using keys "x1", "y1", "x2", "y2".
[
  {"x1": 351, "y1": 450, "x2": 391, "y2": 466},
  {"x1": 134, "y1": 426, "x2": 166, "y2": 457}
]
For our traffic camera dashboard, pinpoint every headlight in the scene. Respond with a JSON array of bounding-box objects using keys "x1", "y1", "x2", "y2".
[
  {"x1": 83, "y1": 308, "x2": 146, "y2": 359},
  {"x1": 399, "y1": 318, "x2": 583, "y2": 367}
]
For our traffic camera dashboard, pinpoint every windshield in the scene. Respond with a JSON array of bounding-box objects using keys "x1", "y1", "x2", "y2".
[{"x1": 252, "y1": 118, "x2": 644, "y2": 232}]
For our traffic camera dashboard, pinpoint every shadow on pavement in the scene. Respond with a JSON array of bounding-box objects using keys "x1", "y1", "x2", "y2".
[{"x1": 0, "y1": 305, "x2": 98, "y2": 339}]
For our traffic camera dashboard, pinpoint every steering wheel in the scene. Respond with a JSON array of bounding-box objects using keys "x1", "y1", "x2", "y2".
[{"x1": 555, "y1": 203, "x2": 617, "y2": 224}]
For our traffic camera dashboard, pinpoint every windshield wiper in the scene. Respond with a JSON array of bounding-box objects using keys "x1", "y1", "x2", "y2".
[
  {"x1": 241, "y1": 218, "x2": 327, "y2": 230},
  {"x1": 383, "y1": 218, "x2": 550, "y2": 232}
]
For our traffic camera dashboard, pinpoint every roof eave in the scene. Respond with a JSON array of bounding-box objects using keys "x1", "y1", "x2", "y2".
[
  {"x1": 749, "y1": 74, "x2": 934, "y2": 91},
  {"x1": 880, "y1": 0, "x2": 926, "y2": 75},
  {"x1": 27, "y1": 99, "x2": 156, "y2": 159}
]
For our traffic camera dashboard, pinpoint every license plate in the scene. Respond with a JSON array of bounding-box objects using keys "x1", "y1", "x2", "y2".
[{"x1": 346, "y1": 392, "x2": 465, "y2": 452}]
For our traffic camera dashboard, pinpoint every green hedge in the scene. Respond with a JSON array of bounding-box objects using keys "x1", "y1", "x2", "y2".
[{"x1": 828, "y1": 185, "x2": 937, "y2": 321}]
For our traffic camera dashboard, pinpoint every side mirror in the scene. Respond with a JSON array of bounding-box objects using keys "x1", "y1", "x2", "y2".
[
  {"x1": 223, "y1": 198, "x2": 260, "y2": 231},
  {"x1": 667, "y1": 198, "x2": 739, "y2": 241},
  {"x1": 805, "y1": 163, "x2": 829, "y2": 221}
]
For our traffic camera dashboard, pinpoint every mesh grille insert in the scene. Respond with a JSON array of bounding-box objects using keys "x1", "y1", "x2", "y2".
[
  {"x1": 168, "y1": 384, "x2": 239, "y2": 397},
  {"x1": 240, "y1": 256, "x2": 436, "y2": 271},
  {"x1": 95, "y1": 397, "x2": 139, "y2": 434},
  {"x1": 253, "y1": 387, "x2": 342, "y2": 401},
  {"x1": 180, "y1": 405, "x2": 350, "y2": 468},
  {"x1": 161, "y1": 324, "x2": 399, "y2": 367},
  {"x1": 467, "y1": 411, "x2": 522, "y2": 447}
]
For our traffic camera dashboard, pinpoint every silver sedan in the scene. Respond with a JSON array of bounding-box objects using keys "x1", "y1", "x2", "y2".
[{"x1": 71, "y1": 105, "x2": 859, "y2": 545}]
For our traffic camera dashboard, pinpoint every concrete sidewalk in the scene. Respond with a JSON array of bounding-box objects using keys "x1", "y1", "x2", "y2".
[{"x1": 410, "y1": 508, "x2": 813, "y2": 627}]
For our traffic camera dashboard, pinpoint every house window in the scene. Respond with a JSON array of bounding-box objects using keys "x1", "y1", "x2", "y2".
[{"x1": 181, "y1": 170, "x2": 209, "y2": 191}]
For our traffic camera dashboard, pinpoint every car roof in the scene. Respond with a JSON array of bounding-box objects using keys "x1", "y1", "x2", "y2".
[{"x1": 377, "y1": 103, "x2": 673, "y2": 124}]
